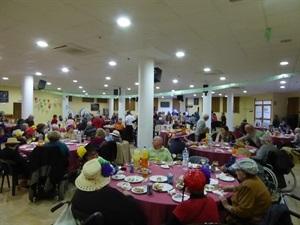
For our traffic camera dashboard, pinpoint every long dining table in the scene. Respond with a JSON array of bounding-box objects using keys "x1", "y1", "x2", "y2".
[
  {"x1": 188, "y1": 142, "x2": 257, "y2": 166},
  {"x1": 110, "y1": 162, "x2": 239, "y2": 225}
]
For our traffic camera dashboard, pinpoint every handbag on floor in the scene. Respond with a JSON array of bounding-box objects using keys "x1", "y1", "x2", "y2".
[{"x1": 53, "y1": 203, "x2": 77, "y2": 225}]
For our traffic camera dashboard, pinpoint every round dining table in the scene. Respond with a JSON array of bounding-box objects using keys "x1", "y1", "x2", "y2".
[
  {"x1": 270, "y1": 134, "x2": 294, "y2": 145},
  {"x1": 110, "y1": 162, "x2": 239, "y2": 225},
  {"x1": 18, "y1": 140, "x2": 84, "y2": 172},
  {"x1": 188, "y1": 142, "x2": 257, "y2": 166}
]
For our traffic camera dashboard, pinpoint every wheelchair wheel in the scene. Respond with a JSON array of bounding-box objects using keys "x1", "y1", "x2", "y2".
[
  {"x1": 279, "y1": 170, "x2": 296, "y2": 193},
  {"x1": 262, "y1": 166, "x2": 278, "y2": 194}
]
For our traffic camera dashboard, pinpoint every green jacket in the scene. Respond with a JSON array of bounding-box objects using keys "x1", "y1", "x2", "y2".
[{"x1": 148, "y1": 147, "x2": 173, "y2": 162}]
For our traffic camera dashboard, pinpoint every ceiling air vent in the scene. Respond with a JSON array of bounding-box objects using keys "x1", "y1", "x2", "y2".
[
  {"x1": 53, "y1": 43, "x2": 97, "y2": 56},
  {"x1": 202, "y1": 69, "x2": 224, "y2": 76},
  {"x1": 228, "y1": 0, "x2": 242, "y2": 2}
]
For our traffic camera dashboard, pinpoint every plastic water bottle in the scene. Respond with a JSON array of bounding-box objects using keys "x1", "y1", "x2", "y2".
[
  {"x1": 208, "y1": 135, "x2": 213, "y2": 151},
  {"x1": 182, "y1": 147, "x2": 189, "y2": 171}
]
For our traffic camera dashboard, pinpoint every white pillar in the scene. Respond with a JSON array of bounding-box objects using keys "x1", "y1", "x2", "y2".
[
  {"x1": 62, "y1": 94, "x2": 69, "y2": 120},
  {"x1": 138, "y1": 58, "x2": 154, "y2": 148},
  {"x1": 22, "y1": 75, "x2": 34, "y2": 119},
  {"x1": 109, "y1": 97, "x2": 114, "y2": 118},
  {"x1": 227, "y1": 93, "x2": 234, "y2": 131},
  {"x1": 179, "y1": 96, "x2": 186, "y2": 114},
  {"x1": 118, "y1": 89, "x2": 126, "y2": 121},
  {"x1": 202, "y1": 91, "x2": 212, "y2": 131}
]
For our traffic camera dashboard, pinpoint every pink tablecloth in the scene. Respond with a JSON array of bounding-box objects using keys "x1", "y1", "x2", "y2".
[
  {"x1": 110, "y1": 163, "x2": 238, "y2": 225},
  {"x1": 19, "y1": 142, "x2": 82, "y2": 172},
  {"x1": 188, "y1": 143, "x2": 257, "y2": 166},
  {"x1": 271, "y1": 135, "x2": 294, "y2": 145},
  {"x1": 160, "y1": 131, "x2": 194, "y2": 147}
]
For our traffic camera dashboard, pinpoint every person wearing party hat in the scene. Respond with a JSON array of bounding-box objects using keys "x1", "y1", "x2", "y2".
[
  {"x1": 165, "y1": 167, "x2": 220, "y2": 225},
  {"x1": 71, "y1": 158, "x2": 146, "y2": 225}
]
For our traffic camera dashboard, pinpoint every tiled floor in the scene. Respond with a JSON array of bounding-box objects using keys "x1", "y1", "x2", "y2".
[{"x1": 0, "y1": 163, "x2": 299, "y2": 225}]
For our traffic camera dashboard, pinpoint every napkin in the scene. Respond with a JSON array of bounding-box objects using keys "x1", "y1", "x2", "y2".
[
  {"x1": 212, "y1": 190, "x2": 227, "y2": 197},
  {"x1": 168, "y1": 189, "x2": 177, "y2": 196}
]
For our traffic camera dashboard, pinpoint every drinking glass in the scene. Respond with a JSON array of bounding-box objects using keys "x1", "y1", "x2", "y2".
[
  {"x1": 141, "y1": 168, "x2": 149, "y2": 182},
  {"x1": 26, "y1": 139, "x2": 31, "y2": 145},
  {"x1": 212, "y1": 161, "x2": 219, "y2": 169},
  {"x1": 133, "y1": 150, "x2": 140, "y2": 169},
  {"x1": 200, "y1": 158, "x2": 206, "y2": 165}
]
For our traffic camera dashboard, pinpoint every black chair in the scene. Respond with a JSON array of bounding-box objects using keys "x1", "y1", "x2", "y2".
[
  {"x1": 0, "y1": 159, "x2": 18, "y2": 196},
  {"x1": 98, "y1": 141, "x2": 117, "y2": 162}
]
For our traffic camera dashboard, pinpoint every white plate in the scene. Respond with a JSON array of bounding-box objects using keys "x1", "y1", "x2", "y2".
[
  {"x1": 111, "y1": 174, "x2": 126, "y2": 180},
  {"x1": 161, "y1": 165, "x2": 170, "y2": 169},
  {"x1": 212, "y1": 190, "x2": 228, "y2": 196},
  {"x1": 117, "y1": 182, "x2": 132, "y2": 190},
  {"x1": 204, "y1": 184, "x2": 215, "y2": 192},
  {"x1": 218, "y1": 176, "x2": 235, "y2": 182},
  {"x1": 172, "y1": 193, "x2": 190, "y2": 202},
  {"x1": 153, "y1": 183, "x2": 173, "y2": 192},
  {"x1": 209, "y1": 178, "x2": 219, "y2": 185},
  {"x1": 154, "y1": 161, "x2": 166, "y2": 165},
  {"x1": 149, "y1": 175, "x2": 168, "y2": 183},
  {"x1": 131, "y1": 186, "x2": 147, "y2": 194},
  {"x1": 124, "y1": 176, "x2": 144, "y2": 183}
]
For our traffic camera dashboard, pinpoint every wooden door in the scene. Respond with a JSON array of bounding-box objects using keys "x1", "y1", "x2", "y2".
[
  {"x1": 287, "y1": 97, "x2": 299, "y2": 115},
  {"x1": 13, "y1": 102, "x2": 22, "y2": 120}
]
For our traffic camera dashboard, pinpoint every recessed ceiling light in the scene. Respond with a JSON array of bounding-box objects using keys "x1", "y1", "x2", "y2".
[
  {"x1": 135, "y1": 82, "x2": 139, "y2": 85},
  {"x1": 73, "y1": 80, "x2": 78, "y2": 83},
  {"x1": 220, "y1": 77, "x2": 226, "y2": 80},
  {"x1": 79, "y1": 86, "x2": 83, "y2": 89},
  {"x1": 280, "y1": 61, "x2": 289, "y2": 66},
  {"x1": 193, "y1": 94, "x2": 196, "y2": 97},
  {"x1": 105, "y1": 76, "x2": 111, "y2": 80},
  {"x1": 61, "y1": 67, "x2": 69, "y2": 73},
  {"x1": 156, "y1": 87, "x2": 160, "y2": 89},
  {"x1": 176, "y1": 51, "x2": 185, "y2": 57},
  {"x1": 243, "y1": 90, "x2": 247, "y2": 93},
  {"x1": 35, "y1": 72, "x2": 42, "y2": 76},
  {"x1": 173, "y1": 79, "x2": 178, "y2": 83},
  {"x1": 117, "y1": 17, "x2": 131, "y2": 27},
  {"x1": 204, "y1": 67, "x2": 211, "y2": 72},
  {"x1": 190, "y1": 85, "x2": 194, "y2": 88},
  {"x1": 127, "y1": 88, "x2": 131, "y2": 90},
  {"x1": 47, "y1": 82, "x2": 51, "y2": 85},
  {"x1": 36, "y1": 41, "x2": 48, "y2": 47},
  {"x1": 2, "y1": 77, "x2": 8, "y2": 80},
  {"x1": 57, "y1": 87, "x2": 61, "y2": 90},
  {"x1": 83, "y1": 90, "x2": 86, "y2": 93},
  {"x1": 104, "y1": 84, "x2": 108, "y2": 87},
  {"x1": 162, "y1": 96, "x2": 164, "y2": 98},
  {"x1": 280, "y1": 80, "x2": 286, "y2": 84},
  {"x1": 219, "y1": 93, "x2": 222, "y2": 96},
  {"x1": 211, "y1": 91, "x2": 215, "y2": 94},
  {"x1": 108, "y1": 61, "x2": 117, "y2": 66},
  {"x1": 172, "y1": 90, "x2": 175, "y2": 92},
  {"x1": 103, "y1": 92, "x2": 106, "y2": 95},
  {"x1": 280, "y1": 86, "x2": 285, "y2": 89},
  {"x1": 225, "y1": 95, "x2": 228, "y2": 97}
]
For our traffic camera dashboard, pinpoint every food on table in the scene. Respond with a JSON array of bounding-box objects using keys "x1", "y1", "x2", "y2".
[
  {"x1": 133, "y1": 187, "x2": 145, "y2": 193},
  {"x1": 156, "y1": 177, "x2": 162, "y2": 182},
  {"x1": 153, "y1": 183, "x2": 163, "y2": 191}
]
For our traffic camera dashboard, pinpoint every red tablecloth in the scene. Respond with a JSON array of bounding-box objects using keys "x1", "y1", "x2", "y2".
[
  {"x1": 160, "y1": 131, "x2": 194, "y2": 147},
  {"x1": 103, "y1": 125, "x2": 115, "y2": 131},
  {"x1": 19, "y1": 142, "x2": 82, "y2": 172},
  {"x1": 271, "y1": 135, "x2": 294, "y2": 145},
  {"x1": 188, "y1": 143, "x2": 257, "y2": 166},
  {"x1": 110, "y1": 162, "x2": 238, "y2": 225}
]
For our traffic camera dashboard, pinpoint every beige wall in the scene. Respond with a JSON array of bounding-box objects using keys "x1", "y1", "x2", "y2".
[{"x1": 1, "y1": 85, "x2": 299, "y2": 126}]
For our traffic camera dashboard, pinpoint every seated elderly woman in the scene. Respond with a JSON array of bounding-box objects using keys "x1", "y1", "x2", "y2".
[
  {"x1": 71, "y1": 158, "x2": 147, "y2": 225},
  {"x1": 89, "y1": 128, "x2": 105, "y2": 147},
  {"x1": 217, "y1": 158, "x2": 271, "y2": 225},
  {"x1": 148, "y1": 136, "x2": 173, "y2": 162},
  {"x1": 63, "y1": 125, "x2": 77, "y2": 140},
  {"x1": 165, "y1": 168, "x2": 219, "y2": 225},
  {"x1": 252, "y1": 134, "x2": 278, "y2": 165},
  {"x1": 43, "y1": 131, "x2": 70, "y2": 158},
  {"x1": 291, "y1": 127, "x2": 300, "y2": 147}
]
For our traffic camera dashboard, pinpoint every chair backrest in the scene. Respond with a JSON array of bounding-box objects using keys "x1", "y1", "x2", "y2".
[
  {"x1": 154, "y1": 125, "x2": 162, "y2": 134},
  {"x1": 0, "y1": 159, "x2": 17, "y2": 175},
  {"x1": 72, "y1": 207, "x2": 104, "y2": 225},
  {"x1": 98, "y1": 141, "x2": 117, "y2": 162},
  {"x1": 189, "y1": 156, "x2": 209, "y2": 165},
  {"x1": 211, "y1": 133, "x2": 217, "y2": 141}
]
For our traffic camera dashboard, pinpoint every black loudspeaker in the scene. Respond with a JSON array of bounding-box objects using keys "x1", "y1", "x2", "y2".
[
  {"x1": 203, "y1": 84, "x2": 209, "y2": 96},
  {"x1": 38, "y1": 80, "x2": 46, "y2": 90},
  {"x1": 177, "y1": 95, "x2": 184, "y2": 101},
  {"x1": 154, "y1": 67, "x2": 162, "y2": 83},
  {"x1": 113, "y1": 89, "x2": 118, "y2": 95}
]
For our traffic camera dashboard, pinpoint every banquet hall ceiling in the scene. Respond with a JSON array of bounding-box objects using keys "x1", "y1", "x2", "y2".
[{"x1": 0, "y1": 0, "x2": 300, "y2": 98}]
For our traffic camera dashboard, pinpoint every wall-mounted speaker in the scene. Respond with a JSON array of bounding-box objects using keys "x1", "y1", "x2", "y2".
[
  {"x1": 113, "y1": 89, "x2": 118, "y2": 95},
  {"x1": 154, "y1": 67, "x2": 162, "y2": 83},
  {"x1": 38, "y1": 80, "x2": 46, "y2": 90},
  {"x1": 203, "y1": 84, "x2": 209, "y2": 96},
  {"x1": 177, "y1": 95, "x2": 184, "y2": 101}
]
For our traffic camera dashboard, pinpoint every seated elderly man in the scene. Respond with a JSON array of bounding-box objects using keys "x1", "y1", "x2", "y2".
[
  {"x1": 236, "y1": 124, "x2": 262, "y2": 148},
  {"x1": 149, "y1": 136, "x2": 173, "y2": 162}
]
